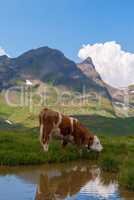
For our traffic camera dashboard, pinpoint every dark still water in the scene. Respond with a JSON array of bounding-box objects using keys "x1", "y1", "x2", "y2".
[{"x1": 0, "y1": 161, "x2": 133, "y2": 200}]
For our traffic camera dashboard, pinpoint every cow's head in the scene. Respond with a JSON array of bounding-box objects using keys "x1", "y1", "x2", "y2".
[{"x1": 85, "y1": 135, "x2": 103, "y2": 152}]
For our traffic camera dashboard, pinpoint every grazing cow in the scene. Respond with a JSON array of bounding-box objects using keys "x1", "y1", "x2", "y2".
[{"x1": 39, "y1": 108, "x2": 103, "y2": 152}]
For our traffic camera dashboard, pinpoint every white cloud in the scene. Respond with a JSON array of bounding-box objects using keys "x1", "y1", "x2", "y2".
[
  {"x1": 0, "y1": 47, "x2": 8, "y2": 56},
  {"x1": 78, "y1": 41, "x2": 134, "y2": 88}
]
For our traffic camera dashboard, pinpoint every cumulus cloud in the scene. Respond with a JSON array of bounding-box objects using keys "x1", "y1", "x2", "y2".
[
  {"x1": 78, "y1": 41, "x2": 134, "y2": 88},
  {"x1": 0, "y1": 47, "x2": 8, "y2": 56}
]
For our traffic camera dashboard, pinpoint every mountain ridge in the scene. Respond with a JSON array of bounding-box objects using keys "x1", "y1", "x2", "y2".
[{"x1": 0, "y1": 46, "x2": 111, "y2": 98}]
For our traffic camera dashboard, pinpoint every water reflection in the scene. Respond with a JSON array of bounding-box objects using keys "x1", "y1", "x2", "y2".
[
  {"x1": 0, "y1": 161, "x2": 133, "y2": 200},
  {"x1": 35, "y1": 163, "x2": 120, "y2": 200}
]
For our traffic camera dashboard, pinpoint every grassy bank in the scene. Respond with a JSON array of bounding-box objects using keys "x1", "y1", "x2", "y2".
[
  {"x1": 0, "y1": 129, "x2": 134, "y2": 191},
  {"x1": 0, "y1": 130, "x2": 80, "y2": 165},
  {"x1": 1, "y1": 129, "x2": 134, "y2": 166}
]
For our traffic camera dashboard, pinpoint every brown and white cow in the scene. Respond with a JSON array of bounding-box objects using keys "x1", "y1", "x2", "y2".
[{"x1": 39, "y1": 108, "x2": 103, "y2": 152}]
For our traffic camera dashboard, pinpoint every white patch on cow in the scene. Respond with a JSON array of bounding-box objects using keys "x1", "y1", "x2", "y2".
[
  {"x1": 70, "y1": 117, "x2": 74, "y2": 132},
  {"x1": 90, "y1": 135, "x2": 103, "y2": 152},
  {"x1": 43, "y1": 143, "x2": 49, "y2": 152},
  {"x1": 52, "y1": 112, "x2": 62, "y2": 139},
  {"x1": 74, "y1": 118, "x2": 78, "y2": 124},
  {"x1": 53, "y1": 112, "x2": 62, "y2": 129},
  {"x1": 57, "y1": 112, "x2": 62, "y2": 127},
  {"x1": 39, "y1": 124, "x2": 44, "y2": 144}
]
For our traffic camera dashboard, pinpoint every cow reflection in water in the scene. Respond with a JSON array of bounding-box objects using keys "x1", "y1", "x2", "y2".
[{"x1": 35, "y1": 165, "x2": 118, "y2": 200}]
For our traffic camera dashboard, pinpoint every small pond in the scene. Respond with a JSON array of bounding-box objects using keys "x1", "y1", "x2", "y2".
[{"x1": 0, "y1": 161, "x2": 133, "y2": 200}]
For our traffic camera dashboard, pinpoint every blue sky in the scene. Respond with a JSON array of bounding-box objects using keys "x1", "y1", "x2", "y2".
[{"x1": 0, "y1": 0, "x2": 134, "y2": 61}]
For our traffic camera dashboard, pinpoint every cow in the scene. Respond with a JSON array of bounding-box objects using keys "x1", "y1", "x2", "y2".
[{"x1": 39, "y1": 108, "x2": 103, "y2": 152}]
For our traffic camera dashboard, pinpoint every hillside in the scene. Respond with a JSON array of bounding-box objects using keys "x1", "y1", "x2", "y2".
[
  {"x1": 0, "y1": 47, "x2": 109, "y2": 94},
  {"x1": 0, "y1": 46, "x2": 133, "y2": 117},
  {"x1": 0, "y1": 46, "x2": 116, "y2": 116}
]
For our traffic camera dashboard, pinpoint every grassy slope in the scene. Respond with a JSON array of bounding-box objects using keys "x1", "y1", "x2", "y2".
[
  {"x1": 0, "y1": 92, "x2": 134, "y2": 190},
  {"x1": 0, "y1": 129, "x2": 134, "y2": 165}
]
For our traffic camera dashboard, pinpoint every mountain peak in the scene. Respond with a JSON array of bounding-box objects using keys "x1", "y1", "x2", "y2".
[
  {"x1": 18, "y1": 46, "x2": 64, "y2": 59},
  {"x1": 77, "y1": 56, "x2": 104, "y2": 86},
  {"x1": 0, "y1": 55, "x2": 9, "y2": 60},
  {"x1": 0, "y1": 55, "x2": 10, "y2": 65},
  {"x1": 82, "y1": 57, "x2": 95, "y2": 67}
]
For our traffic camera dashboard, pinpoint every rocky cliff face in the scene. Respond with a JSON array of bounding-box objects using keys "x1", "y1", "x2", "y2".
[
  {"x1": 77, "y1": 56, "x2": 112, "y2": 100},
  {"x1": 77, "y1": 57, "x2": 102, "y2": 85}
]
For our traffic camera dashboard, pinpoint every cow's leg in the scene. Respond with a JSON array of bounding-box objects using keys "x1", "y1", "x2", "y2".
[
  {"x1": 62, "y1": 135, "x2": 74, "y2": 148},
  {"x1": 39, "y1": 114, "x2": 45, "y2": 147},
  {"x1": 73, "y1": 135, "x2": 83, "y2": 155},
  {"x1": 73, "y1": 136, "x2": 81, "y2": 147},
  {"x1": 39, "y1": 111, "x2": 46, "y2": 147},
  {"x1": 61, "y1": 127, "x2": 72, "y2": 148},
  {"x1": 62, "y1": 139, "x2": 68, "y2": 148},
  {"x1": 41, "y1": 123, "x2": 53, "y2": 152}
]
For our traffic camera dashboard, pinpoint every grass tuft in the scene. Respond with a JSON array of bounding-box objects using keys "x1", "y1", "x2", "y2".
[
  {"x1": 100, "y1": 156, "x2": 121, "y2": 172},
  {"x1": 119, "y1": 167, "x2": 134, "y2": 191}
]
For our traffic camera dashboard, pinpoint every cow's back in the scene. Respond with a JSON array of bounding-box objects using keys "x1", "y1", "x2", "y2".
[
  {"x1": 59, "y1": 115, "x2": 73, "y2": 136},
  {"x1": 39, "y1": 108, "x2": 60, "y2": 125}
]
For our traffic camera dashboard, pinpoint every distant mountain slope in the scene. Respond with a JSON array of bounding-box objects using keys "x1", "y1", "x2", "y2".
[
  {"x1": 77, "y1": 56, "x2": 112, "y2": 99},
  {"x1": 0, "y1": 47, "x2": 112, "y2": 98},
  {"x1": 77, "y1": 56, "x2": 134, "y2": 116},
  {"x1": 12, "y1": 47, "x2": 102, "y2": 92}
]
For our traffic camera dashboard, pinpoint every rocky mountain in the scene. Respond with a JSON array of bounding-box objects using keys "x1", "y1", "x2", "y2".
[
  {"x1": 3, "y1": 46, "x2": 134, "y2": 116},
  {"x1": 0, "y1": 55, "x2": 14, "y2": 90},
  {"x1": 0, "y1": 47, "x2": 112, "y2": 100},
  {"x1": 77, "y1": 56, "x2": 134, "y2": 116},
  {"x1": 77, "y1": 57, "x2": 113, "y2": 99},
  {"x1": 0, "y1": 46, "x2": 133, "y2": 117},
  {"x1": 77, "y1": 57, "x2": 118, "y2": 97},
  {"x1": 77, "y1": 57, "x2": 103, "y2": 86}
]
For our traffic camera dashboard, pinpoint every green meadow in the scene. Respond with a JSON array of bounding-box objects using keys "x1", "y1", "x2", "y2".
[{"x1": 0, "y1": 92, "x2": 134, "y2": 191}]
